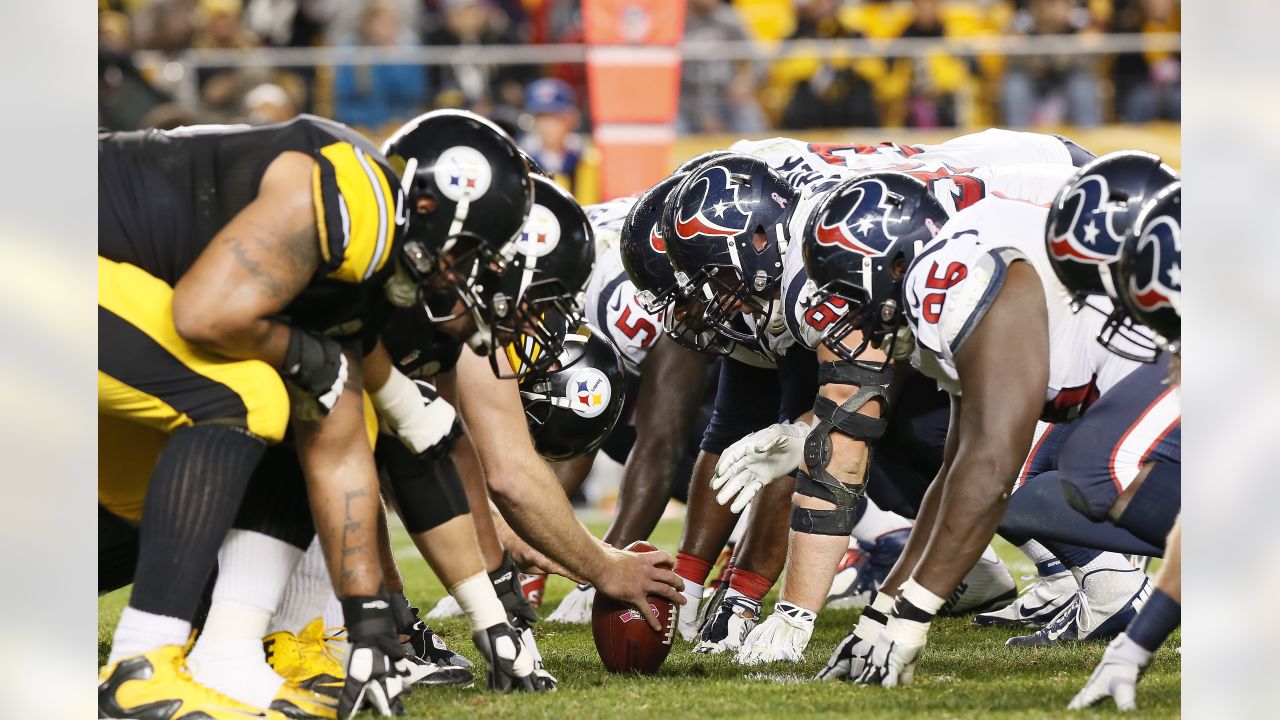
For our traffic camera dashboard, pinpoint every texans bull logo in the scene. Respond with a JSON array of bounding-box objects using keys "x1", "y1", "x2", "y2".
[
  {"x1": 648, "y1": 221, "x2": 666, "y2": 253},
  {"x1": 1048, "y1": 174, "x2": 1124, "y2": 264},
  {"x1": 813, "y1": 178, "x2": 904, "y2": 257},
  {"x1": 673, "y1": 165, "x2": 751, "y2": 241},
  {"x1": 1127, "y1": 212, "x2": 1180, "y2": 312}
]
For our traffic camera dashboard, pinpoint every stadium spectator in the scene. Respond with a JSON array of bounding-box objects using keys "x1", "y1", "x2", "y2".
[
  {"x1": 1110, "y1": 0, "x2": 1180, "y2": 122},
  {"x1": 775, "y1": 0, "x2": 879, "y2": 130},
  {"x1": 679, "y1": 0, "x2": 767, "y2": 135},
  {"x1": 334, "y1": 0, "x2": 427, "y2": 130},
  {"x1": 242, "y1": 81, "x2": 299, "y2": 124},
  {"x1": 519, "y1": 78, "x2": 586, "y2": 194},
  {"x1": 423, "y1": 0, "x2": 536, "y2": 123},
  {"x1": 192, "y1": 0, "x2": 274, "y2": 121},
  {"x1": 100, "y1": 10, "x2": 171, "y2": 130},
  {"x1": 890, "y1": 0, "x2": 976, "y2": 128},
  {"x1": 1001, "y1": 0, "x2": 1102, "y2": 128}
]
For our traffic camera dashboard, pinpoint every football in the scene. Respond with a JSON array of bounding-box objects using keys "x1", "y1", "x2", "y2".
[{"x1": 590, "y1": 541, "x2": 676, "y2": 674}]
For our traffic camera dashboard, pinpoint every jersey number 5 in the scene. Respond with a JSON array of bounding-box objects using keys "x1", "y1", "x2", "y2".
[
  {"x1": 921, "y1": 261, "x2": 968, "y2": 324},
  {"x1": 615, "y1": 306, "x2": 658, "y2": 348}
]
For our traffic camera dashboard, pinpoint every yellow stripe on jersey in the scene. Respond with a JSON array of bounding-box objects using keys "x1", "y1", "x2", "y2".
[{"x1": 313, "y1": 141, "x2": 398, "y2": 284}]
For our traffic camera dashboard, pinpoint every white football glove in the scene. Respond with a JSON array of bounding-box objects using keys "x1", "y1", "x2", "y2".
[
  {"x1": 815, "y1": 608, "x2": 885, "y2": 681},
  {"x1": 710, "y1": 421, "x2": 810, "y2": 513},
  {"x1": 736, "y1": 601, "x2": 816, "y2": 665},
  {"x1": 855, "y1": 615, "x2": 930, "y2": 688},
  {"x1": 1068, "y1": 634, "x2": 1149, "y2": 711}
]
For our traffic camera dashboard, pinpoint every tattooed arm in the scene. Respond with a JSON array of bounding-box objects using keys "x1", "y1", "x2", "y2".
[
  {"x1": 172, "y1": 151, "x2": 320, "y2": 369},
  {"x1": 292, "y1": 346, "x2": 386, "y2": 596}
]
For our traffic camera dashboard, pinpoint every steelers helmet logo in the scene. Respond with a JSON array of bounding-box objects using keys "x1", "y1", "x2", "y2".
[
  {"x1": 435, "y1": 146, "x2": 493, "y2": 202},
  {"x1": 565, "y1": 367, "x2": 611, "y2": 418},
  {"x1": 514, "y1": 203, "x2": 562, "y2": 258}
]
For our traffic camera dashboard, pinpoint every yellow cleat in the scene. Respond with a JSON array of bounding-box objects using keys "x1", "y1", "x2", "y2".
[
  {"x1": 269, "y1": 680, "x2": 339, "y2": 719},
  {"x1": 99, "y1": 644, "x2": 287, "y2": 719},
  {"x1": 264, "y1": 619, "x2": 345, "y2": 699}
]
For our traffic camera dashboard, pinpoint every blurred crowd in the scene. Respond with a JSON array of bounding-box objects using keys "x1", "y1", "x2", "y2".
[{"x1": 100, "y1": 0, "x2": 1179, "y2": 145}]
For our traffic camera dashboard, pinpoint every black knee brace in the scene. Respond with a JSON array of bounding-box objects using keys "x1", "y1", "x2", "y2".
[
  {"x1": 792, "y1": 362, "x2": 890, "y2": 536},
  {"x1": 378, "y1": 436, "x2": 471, "y2": 535}
]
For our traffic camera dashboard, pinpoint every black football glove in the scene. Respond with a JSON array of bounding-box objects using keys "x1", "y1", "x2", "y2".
[
  {"x1": 339, "y1": 595, "x2": 409, "y2": 718},
  {"x1": 471, "y1": 623, "x2": 539, "y2": 692},
  {"x1": 282, "y1": 328, "x2": 348, "y2": 419}
]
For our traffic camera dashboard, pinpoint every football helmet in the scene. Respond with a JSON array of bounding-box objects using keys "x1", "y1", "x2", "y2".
[
  {"x1": 519, "y1": 324, "x2": 627, "y2": 461},
  {"x1": 662, "y1": 154, "x2": 799, "y2": 346},
  {"x1": 1044, "y1": 150, "x2": 1178, "y2": 361},
  {"x1": 672, "y1": 149, "x2": 734, "y2": 175},
  {"x1": 493, "y1": 173, "x2": 596, "y2": 378},
  {"x1": 802, "y1": 172, "x2": 948, "y2": 366},
  {"x1": 381, "y1": 109, "x2": 532, "y2": 333},
  {"x1": 1116, "y1": 181, "x2": 1181, "y2": 354}
]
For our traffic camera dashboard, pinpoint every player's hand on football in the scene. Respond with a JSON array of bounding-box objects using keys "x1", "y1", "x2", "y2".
[
  {"x1": 855, "y1": 616, "x2": 930, "y2": 688},
  {"x1": 472, "y1": 623, "x2": 541, "y2": 692},
  {"x1": 1068, "y1": 636, "x2": 1146, "y2": 711},
  {"x1": 710, "y1": 422, "x2": 810, "y2": 513},
  {"x1": 594, "y1": 546, "x2": 685, "y2": 633}
]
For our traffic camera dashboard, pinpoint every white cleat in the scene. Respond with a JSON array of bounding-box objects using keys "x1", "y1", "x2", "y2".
[
  {"x1": 974, "y1": 571, "x2": 1077, "y2": 627},
  {"x1": 693, "y1": 594, "x2": 760, "y2": 655},
  {"x1": 941, "y1": 555, "x2": 1018, "y2": 616},
  {"x1": 825, "y1": 547, "x2": 872, "y2": 611},
  {"x1": 425, "y1": 594, "x2": 463, "y2": 620},
  {"x1": 545, "y1": 584, "x2": 595, "y2": 624},
  {"x1": 735, "y1": 602, "x2": 816, "y2": 666}
]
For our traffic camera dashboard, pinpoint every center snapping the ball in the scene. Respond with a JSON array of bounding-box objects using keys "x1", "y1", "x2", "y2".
[{"x1": 590, "y1": 541, "x2": 676, "y2": 674}]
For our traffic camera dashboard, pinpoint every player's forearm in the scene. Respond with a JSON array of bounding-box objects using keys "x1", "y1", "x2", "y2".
[{"x1": 175, "y1": 311, "x2": 294, "y2": 369}]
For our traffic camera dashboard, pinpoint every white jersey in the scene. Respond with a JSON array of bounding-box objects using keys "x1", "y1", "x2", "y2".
[
  {"x1": 584, "y1": 196, "x2": 636, "y2": 256},
  {"x1": 902, "y1": 197, "x2": 1143, "y2": 420}
]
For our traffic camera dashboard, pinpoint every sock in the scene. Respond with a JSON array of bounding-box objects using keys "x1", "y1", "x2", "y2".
[
  {"x1": 681, "y1": 577, "x2": 704, "y2": 601},
  {"x1": 323, "y1": 591, "x2": 344, "y2": 629},
  {"x1": 675, "y1": 552, "x2": 713, "y2": 586},
  {"x1": 130, "y1": 424, "x2": 267, "y2": 621},
  {"x1": 269, "y1": 536, "x2": 330, "y2": 634},
  {"x1": 980, "y1": 544, "x2": 999, "y2": 563},
  {"x1": 1017, "y1": 540, "x2": 1067, "y2": 576},
  {"x1": 1125, "y1": 587, "x2": 1180, "y2": 652},
  {"x1": 851, "y1": 498, "x2": 912, "y2": 545},
  {"x1": 727, "y1": 567, "x2": 773, "y2": 603},
  {"x1": 107, "y1": 607, "x2": 192, "y2": 665},
  {"x1": 1043, "y1": 539, "x2": 1103, "y2": 572}
]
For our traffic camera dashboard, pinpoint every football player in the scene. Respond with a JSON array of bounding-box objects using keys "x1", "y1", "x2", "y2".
[
  {"x1": 808, "y1": 154, "x2": 1177, "y2": 686},
  {"x1": 98, "y1": 115, "x2": 430, "y2": 719}
]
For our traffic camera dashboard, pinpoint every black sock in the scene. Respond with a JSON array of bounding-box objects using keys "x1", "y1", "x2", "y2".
[{"x1": 130, "y1": 424, "x2": 266, "y2": 620}]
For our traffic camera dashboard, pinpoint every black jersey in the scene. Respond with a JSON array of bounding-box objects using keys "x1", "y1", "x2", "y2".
[{"x1": 99, "y1": 115, "x2": 405, "y2": 340}]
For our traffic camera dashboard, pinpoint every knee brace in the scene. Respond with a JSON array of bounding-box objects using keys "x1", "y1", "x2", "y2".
[
  {"x1": 791, "y1": 362, "x2": 890, "y2": 536},
  {"x1": 379, "y1": 437, "x2": 470, "y2": 534}
]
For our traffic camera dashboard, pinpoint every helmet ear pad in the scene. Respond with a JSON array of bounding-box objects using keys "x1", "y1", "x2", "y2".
[{"x1": 518, "y1": 324, "x2": 627, "y2": 462}]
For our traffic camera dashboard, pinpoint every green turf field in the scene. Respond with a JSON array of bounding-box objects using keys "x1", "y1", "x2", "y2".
[{"x1": 99, "y1": 517, "x2": 1180, "y2": 719}]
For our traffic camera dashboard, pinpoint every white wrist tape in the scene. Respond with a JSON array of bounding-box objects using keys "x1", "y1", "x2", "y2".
[
  {"x1": 450, "y1": 572, "x2": 509, "y2": 633},
  {"x1": 871, "y1": 590, "x2": 897, "y2": 615},
  {"x1": 370, "y1": 368, "x2": 455, "y2": 456},
  {"x1": 884, "y1": 613, "x2": 931, "y2": 646},
  {"x1": 900, "y1": 578, "x2": 947, "y2": 616}
]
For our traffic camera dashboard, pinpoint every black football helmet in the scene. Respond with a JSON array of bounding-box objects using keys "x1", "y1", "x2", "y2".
[
  {"x1": 662, "y1": 154, "x2": 799, "y2": 346},
  {"x1": 492, "y1": 173, "x2": 596, "y2": 378},
  {"x1": 1045, "y1": 150, "x2": 1178, "y2": 361},
  {"x1": 381, "y1": 109, "x2": 532, "y2": 332},
  {"x1": 519, "y1": 324, "x2": 627, "y2": 461},
  {"x1": 802, "y1": 172, "x2": 949, "y2": 367},
  {"x1": 1116, "y1": 181, "x2": 1181, "y2": 355}
]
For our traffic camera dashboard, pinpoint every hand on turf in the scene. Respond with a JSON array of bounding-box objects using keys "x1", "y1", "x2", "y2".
[
  {"x1": 1068, "y1": 636, "x2": 1147, "y2": 711},
  {"x1": 855, "y1": 616, "x2": 929, "y2": 688},
  {"x1": 339, "y1": 635, "x2": 409, "y2": 719},
  {"x1": 710, "y1": 422, "x2": 810, "y2": 513},
  {"x1": 736, "y1": 601, "x2": 816, "y2": 665},
  {"x1": 472, "y1": 623, "x2": 541, "y2": 692},
  {"x1": 594, "y1": 547, "x2": 685, "y2": 633},
  {"x1": 815, "y1": 613, "x2": 882, "y2": 681}
]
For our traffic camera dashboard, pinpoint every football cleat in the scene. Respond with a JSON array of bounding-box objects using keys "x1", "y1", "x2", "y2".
[
  {"x1": 400, "y1": 609, "x2": 473, "y2": 669},
  {"x1": 264, "y1": 619, "x2": 345, "y2": 699},
  {"x1": 399, "y1": 654, "x2": 474, "y2": 687},
  {"x1": 100, "y1": 644, "x2": 287, "y2": 719},
  {"x1": 1008, "y1": 570, "x2": 1151, "y2": 646},
  {"x1": 939, "y1": 555, "x2": 1018, "y2": 616},
  {"x1": 864, "y1": 529, "x2": 910, "y2": 588},
  {"x1": 546, "y1": 584, "x2": 595, "y2": 624},
  {"x1": 693, "y1": 594, "x2": 760, "y2": 655},
  {"x1": 975, "y1": 571, "x2": 1077, "y2": 627},
  {"x1": 269, "y1": 681, "x2": 339, "y2": 719},
  {"x1": 825, "y1": 546, "x2": 871, "y2": 610},
  {"x1": 519, "y1": 574, "x2": 546, "y2": 610},
  {"x1": 736, "y1": 602, "x2": 817, "y2": 665},
  {"x1": 425, "y1": 594, "x2": 463, "y2": 619}
]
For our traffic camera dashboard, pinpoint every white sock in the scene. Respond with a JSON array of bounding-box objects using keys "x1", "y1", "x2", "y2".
[
  {"x1": 188, "y1": 530, "x2": 303, "y2": 706},
  {"x1": 1017, "y1": 540, "x2": 1057, "y2": 565},
  {"x1": 851, "y1": 498, "x2": 912, "y2": 545},
  {"x1": 108, "y1": 607, "x2": 192, "y2": 665},
  {"x1": 269, "y1": 537, "x2": 331, "y2": 635},
  {"x1": 980, "y1": 544, "x2": 999, "y2": 563},
  {"x1": 323, "y1": 590, "x2": 344, "y2": 630}
]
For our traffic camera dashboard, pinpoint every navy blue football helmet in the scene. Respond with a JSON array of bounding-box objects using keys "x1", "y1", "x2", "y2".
[
  {"x1": 662, "y1": 154, "x2": 800, "y2": 346},
  {"x1": 1116, "y1": 181, "x2": 1180, "y2": 355},
  {"x1": 803, "y1": 172, "x2": 949, "y2": 366},
  {"x1": 1045, "y1": 150, "x2": 1178, "y2": 361}
]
